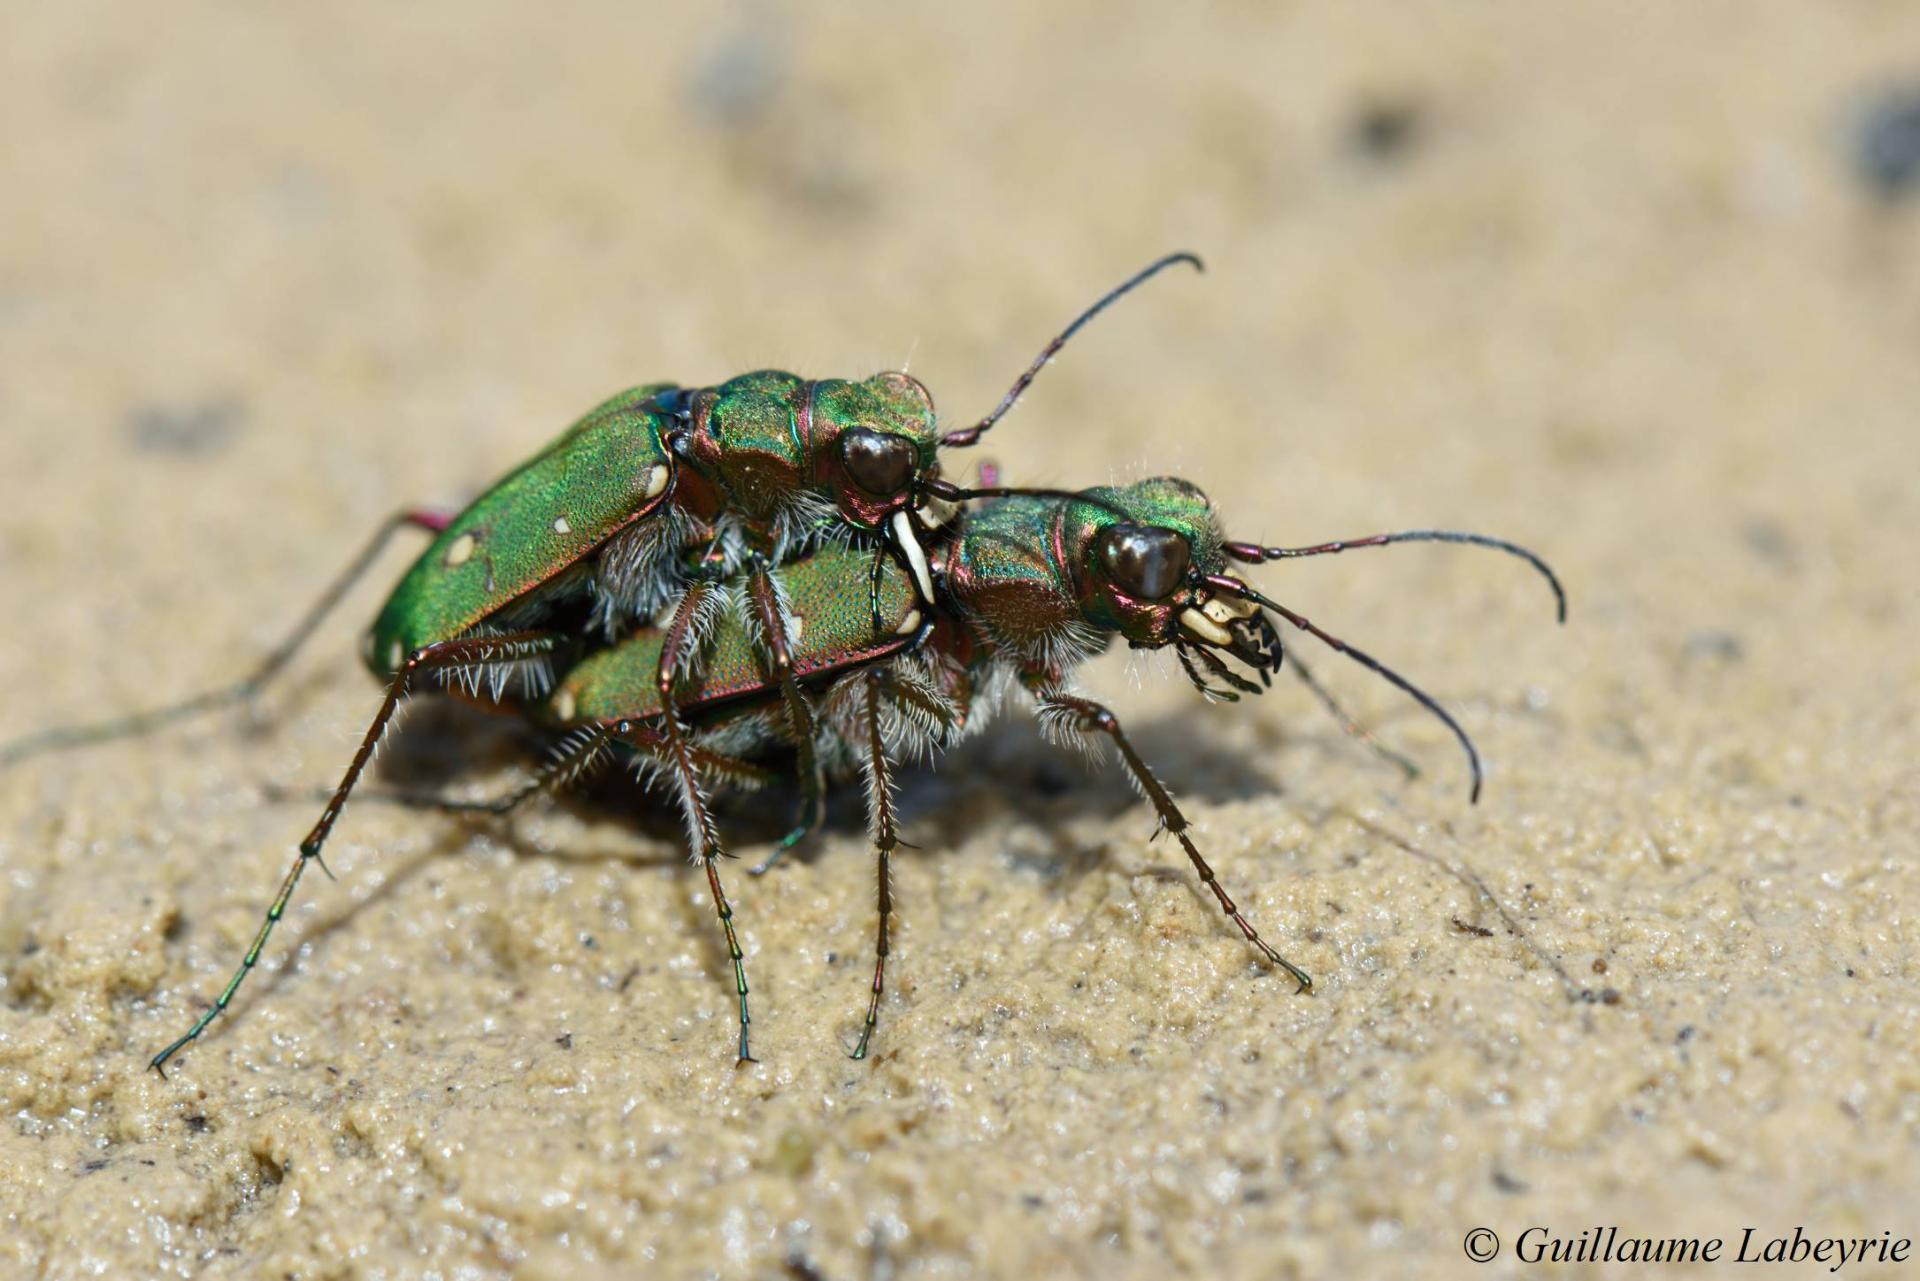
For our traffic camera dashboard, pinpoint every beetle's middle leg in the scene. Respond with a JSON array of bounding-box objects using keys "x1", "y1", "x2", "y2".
[
  {"x1": 743, "y1": 554, "x2": 827, "y2": 874},
  {"x1": 850, "y1": 669, "x2": 900, "y2": 1060},
  {"x1": 653, "y1": 580, "x2": 758, "y2": 1064},
  {"x1": 1035, "y1": 690, "x2": 1313, "y2": 994}
]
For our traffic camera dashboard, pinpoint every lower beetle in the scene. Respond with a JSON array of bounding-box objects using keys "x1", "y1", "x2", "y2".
[{"x1": 145, "y1": 476, "x2": 1563, "y2": 1069}]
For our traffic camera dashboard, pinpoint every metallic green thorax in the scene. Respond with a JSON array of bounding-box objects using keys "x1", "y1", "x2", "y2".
[
  {"x1": 683, "y1": 370, "x2": 938, "y2": 529},
  {"x1": 945, "y1": 477, "x2": 1228, "y2": 655},
  {"x1": 549, "y1": 546, "x2": 922, "y2": 726},
  {"x1": 366, "y1": 383, "x2": 678, "y2": 668}
]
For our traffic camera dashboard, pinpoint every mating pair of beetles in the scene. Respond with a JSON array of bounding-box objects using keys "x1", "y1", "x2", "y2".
[{"x1": 6, "y1": 253, "x2": 1564, "y2": 1070}]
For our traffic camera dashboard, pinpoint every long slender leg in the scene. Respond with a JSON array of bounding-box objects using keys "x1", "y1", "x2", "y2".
[
  {"x1": 148, "y1": 630, "x2": 557, "y2": 1072},
  {"x1": 744, "y1": 556, "x2": 826, "y2": 872},
  {"x1": 851, "y1": 670, "x2": 899, "y2": 1060},
  {"x1": 652, "y1": 583, "x2": 757, "y2": 1064},
  {"x1": 3, "y1": 508, "x2": 453, "y2": 770},
  {"x1": 148, "y1": 628, "x2": 559, "y2": 1075},
  {"x1": 1038, "y1": 692, "x2": 1312, "y2": 992}
]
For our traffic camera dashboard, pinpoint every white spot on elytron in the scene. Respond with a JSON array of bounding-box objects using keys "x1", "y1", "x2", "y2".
[
  {"x1": 894, "y1": 608, "x2": 922, "y2": 636},
  {"x1": 444, "y1": 533, "x2": 477, "y2": 568},
  {"x1": 788, "y1": 612, "x2": 805, "y2": 643},
  {"x1": 387, "y1": 640, "x2": 405, "y2": 672},
  {"x1": 890, "y1": 510, "x2": 936, "y2": 603},
  {"x1": 553, "y1": 687, "x2": 577, "y2": 721},
  {"x1": 643, "y1": 464, "x2": 670, "y2": 498},
  {"x1": 1178, "y1": 607, "x2": 1233, "y2": 647},
  {"x1": 552, "y1": 516, "x2": 572, "y2": 535}
]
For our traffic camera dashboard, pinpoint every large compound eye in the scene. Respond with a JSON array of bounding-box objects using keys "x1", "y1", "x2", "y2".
[
  {"x1": 1098, "y1": 524, "x2": 1192, "y2": 600},
  {"x1": 840, "y1": 427, "x2": 916, "y2": 496}
]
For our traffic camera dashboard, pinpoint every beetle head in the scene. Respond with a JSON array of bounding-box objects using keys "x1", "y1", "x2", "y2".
[
  {"x1": 1056, "y1": 478, "x2": 1272, "y2": 671},
  {"x1": 813, "y1": 372, "x2": 942, "y2": 531}
]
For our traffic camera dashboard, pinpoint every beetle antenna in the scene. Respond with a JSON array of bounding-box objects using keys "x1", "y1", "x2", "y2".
[
  {"x1": 921, "y1": 479, "x2": 1139, "y2": 524},
  {"x1": 1225, "y1": 530, "x2": 1567, "y2": 623},
  {"x1": 1204, "y1": 574, "x2": 1486, "y2": 803},
  {"x1": 941, "y1": 251, "x2": 1203, "y2": 449}
]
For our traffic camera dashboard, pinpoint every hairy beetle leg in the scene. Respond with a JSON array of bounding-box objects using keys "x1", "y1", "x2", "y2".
[
  {"x1": 851, "y1": 670, "x2": 900, "y2": 1060},
  {"x1": 653, "y1": 582, "x2": 757, "y2": 1065}
]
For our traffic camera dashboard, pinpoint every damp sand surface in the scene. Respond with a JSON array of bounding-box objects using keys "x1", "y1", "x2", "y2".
[{"x1": 1, "y1": 5, "x2": 1917, "y2": 1278}]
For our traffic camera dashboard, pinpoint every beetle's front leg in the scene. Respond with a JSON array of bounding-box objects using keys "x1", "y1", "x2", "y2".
[{"x1": 1033, "y1": 689, "x2": 1313, "y2": 994}]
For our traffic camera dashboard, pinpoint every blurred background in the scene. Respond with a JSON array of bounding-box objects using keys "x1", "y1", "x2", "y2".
[{"x1": 3, "y1": 4, "x2": 1917, "y2": 1278}]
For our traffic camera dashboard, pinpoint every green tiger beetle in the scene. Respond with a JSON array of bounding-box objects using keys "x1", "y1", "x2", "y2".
[
  {"x1": 0, "y1": 255, "x2": 1564, "y2": 1070},
  {"x1": 148, "y1": 477, "x2": 1561, "y2": 1068}
]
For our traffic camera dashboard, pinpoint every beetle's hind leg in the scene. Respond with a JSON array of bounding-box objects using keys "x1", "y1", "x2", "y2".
[
  {"x1": 148, "y1": 628, "x2": 562, "y2": 1076},
  {"x1": 2, "y1": 508, "x2": 453, "y2": 771},
  {"x1": 1034, "y1": 689, "x2": 1313, "y2": 994},
  {"x1": 751, "y1": 757, "x2": 827, "y2": 877}
]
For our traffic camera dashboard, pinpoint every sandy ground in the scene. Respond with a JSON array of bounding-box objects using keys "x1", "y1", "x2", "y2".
[{"x1": 3, "y1": 4, "x2": 1918, "y2": 1278}]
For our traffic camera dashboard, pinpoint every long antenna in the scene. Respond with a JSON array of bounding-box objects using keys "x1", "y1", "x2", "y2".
[
  {"x1": 920, "y1": 479, "x2": 1138, "y2": 524},
  {"x1": 1225, "y1": 530, "x2": 1566, "y2": 623},
  {"x1": 940, "y1": 251, "x2": 1203, "y2": 449},
  {"x1": 1206, "y1": 574, "x2": 1488, "y2": 803}
]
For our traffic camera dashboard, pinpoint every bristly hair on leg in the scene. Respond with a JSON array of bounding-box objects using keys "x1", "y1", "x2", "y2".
[
  {"x1": 655, "y1": 580, "x2": 735, "y2": 688},
  {"x1": 737, "y1": 566, "x2": 799, "y2": 663},
  {"x1": 545, "y1": 727, "x2": 612, "y2": 792},
  {"x1": 1035, "y1": 690, "x2": 1111, "y2": 766},
  {"x1": 875, "y1": 661, "x2": 962, "y2": 762},
  {"x1": 428, "y1": 621, "x2": 558, "y2": 704}
]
